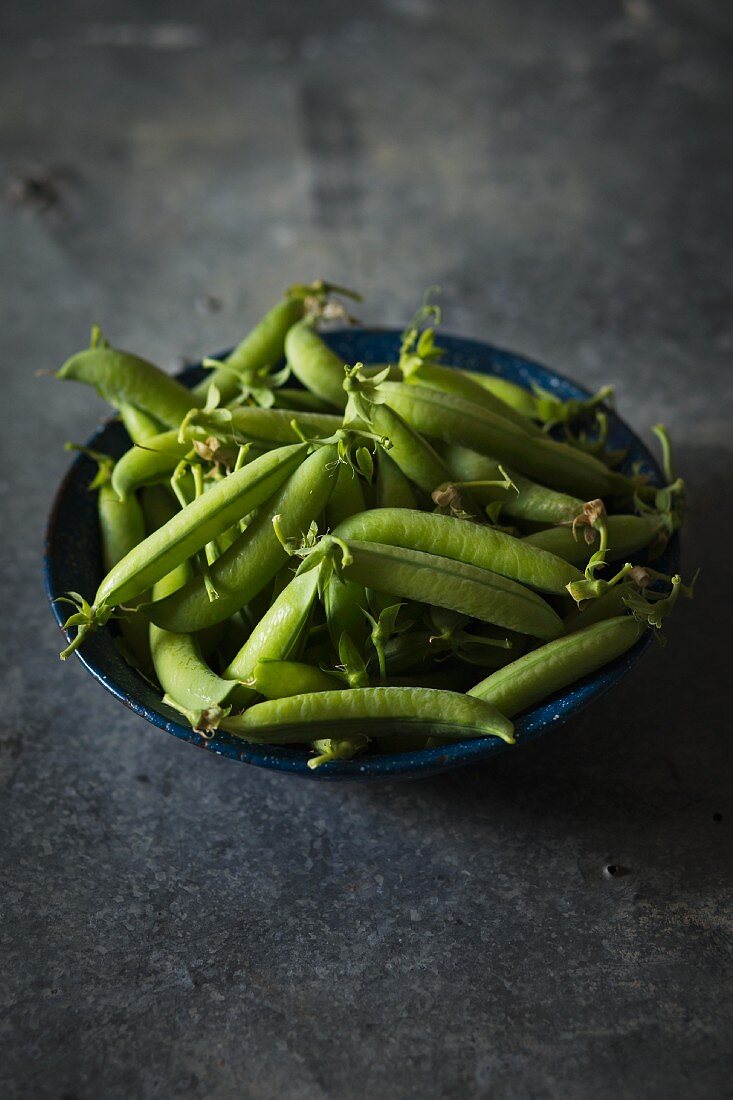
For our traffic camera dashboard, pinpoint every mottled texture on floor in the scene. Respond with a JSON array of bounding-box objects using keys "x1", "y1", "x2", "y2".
[{"x1": 1, "y1": 1, "x2": 731, "y2": 1097}]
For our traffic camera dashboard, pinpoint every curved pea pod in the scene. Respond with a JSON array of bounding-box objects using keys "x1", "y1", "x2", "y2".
[
  {"x1": 468, "y1": 615, "x2": 645, "y2": 717},
  {"x1": 285, "y1": 319, "x2": 348, "y2": 409},
  {"x1": 324, "y1": 463, "x2": 366, "y2": 528},
  {"x1": 337, "y1": 539, "x2": 563, "y2": 639},
  {"x1": 111, "y1": 429, "x2": 191, "y2": 499},
  {"x1": 523, "y1": 514, "x2": 668, "y2": 567},
  {"x1": 118, "y1": 403, "x2": 166, "y2": 444},
  {"x1": 223, "y1": 567, "x2": 322, "y2": 683},
  {"x1": 183, "y1": 405, "x2": 342, "y2": 448},
  {"x1": 323, "y1": 574, "x2": 370, "y2": 651},
  {"x1": 150, "y1": 562, "x2": 245, "y2": 714},
  {"x1": 57, "y1": 346, "x2": 201, "y2": 427},
  {"x1": 364, "y1": 402, "x2": 457, "y2": 500},
  {"x1": 273, "y1": 388, "x2": 337, "y2": 413},
  {"x1": 378, "y1": 381, "x2": 631, "y2": 499},
  {"x1": 60, "y1": 443, "x2": 308, "y2": 660},
  {"x1": 441, "y1": 443, "x2": 583, "y2": 526},
  {"x1": 333, "y1": 509, "x2": 582, "y2": 595},
  {"x1": 246, "y1": 660, "x2": 343, "y2": 699},
  {"x1": 219, "y1": 686, "x2": 515, "y2": 745},
  {"x1": 96, "y1": 466, "x2": 152, "y2": 674},
  {"x1": 193, "y1": 293, "x2": 307, "y2": 403},
  {"x1": 376, "y1": 451, "x2": 420, "y2": 509},
  {"x1": 145, "y1": 444, "x2": 339, "y2": 633},
  {"x1": 461, "y1": 371, "x2": 540, "y2": 421},
  {"x1": 404, "y1": 359, "x2": 545, "y2": 437}
]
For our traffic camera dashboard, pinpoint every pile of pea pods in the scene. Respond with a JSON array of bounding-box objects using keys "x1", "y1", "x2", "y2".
[{"x1": 56, "y1": 282, "x2": 690, "y2": 767}]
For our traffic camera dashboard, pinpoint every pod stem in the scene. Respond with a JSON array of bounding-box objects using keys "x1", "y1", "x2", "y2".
[
  {"x1": 163, "y1": 696, "x2": 230, "y2": 736},
  {"x1": 64, "y1": 442, "x2": 115, "y2": 490},
  {"x1": 290, "y1": 280, "x2": 362, "y2": 323},
  {"x1": 308, "y1": 735, "x2": 369, "y2": 769},
  {"x1": 622, "y1": 573, "x2": 693, "y2": 633},
  {"x1": 57, "y1": 593, "x2": 111, "y2": 660}
]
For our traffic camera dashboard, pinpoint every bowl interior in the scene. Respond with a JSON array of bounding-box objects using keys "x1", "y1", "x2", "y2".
[{"x1": 45, "y1": 329, "x2": 678, "y2": 780}]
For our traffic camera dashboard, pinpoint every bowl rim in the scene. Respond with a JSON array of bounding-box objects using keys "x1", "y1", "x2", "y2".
[{"x1": 44, "y1": 327, "x2": 677, "y2": 780}]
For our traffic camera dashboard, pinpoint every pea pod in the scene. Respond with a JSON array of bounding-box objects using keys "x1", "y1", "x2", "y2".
[
  {"x1": 377, "y1": 381, "x2": 632, "y2": 499},
  {"x1": 462, "y1": 370, "x2": 613, "y2": 434},
  {"x1": 285, "y1": 319, "x2": 348, "y2": 409},
  {"x1": 523, "y1": 514, "x2": 669, "y2": 567},
  {"x1": 441, "y1": 443, "x2": 583, "y2": 527},
  {"x1": 468, "y1": 616, "x2": 645, "y2": 716},
  {"x1": 324, "y1": 463, "x2": 366, "y2": 529},
  {"x1": 145, "y1": 445, "x2": 338, "y2": 632},
  {"x1": 193, "y1": 292, "x2": 307, "y2": 404},
  {"x1": 376, "y1": 451, "x2": 420, "y2": 510},
  {"x1": 150, "y1": 561, "x2": 245, "y2": 714},
  {"x1": 246, "y1": 660, "x2": 343, "y2": 699},
  {"x1": 86, "y1": 451, "x2": 152, "y2": 674},
  {"x1": 323, "y1": 574, "x2": 370, "y2": 651},
  {"x1": 220, "y1": 686, "x2": 515, "y2": 745},
  {"x1": 403, "y1": 359, "x2": 545, "y2": 437},
  {"x1": 362, "y1": 402, "x2": 456, "y2": 499},
  {"x1": 182, "y1": 405, "x2": 341, "y2": 447},
  {"x1": 223, "y1": 566, "x2": 322, "y2": 683},
  {"x1": 329, "y1": 538, "x2": 563, "y2": 639},
  {"x1": 57, "y1": 345, "x2": 200, "y2": 427},
  {"x1": 273, "y1": 388, "x2": 336, "y2": 413},
  {"x1": 118, "y1": 404, "x2": 166, "y2": 444},
  {"x1": 113, "y1": 403, "x2": 333, "y2": 500},
  {"x1": 59, "y1": 443, "x2": 307, "y2": 657},
  {"x1": 111, "y1": 430, "x2": 192, "y2": 500},
  {"x1": 333, "y1": 509, "x2": 582, "y2": 595}
]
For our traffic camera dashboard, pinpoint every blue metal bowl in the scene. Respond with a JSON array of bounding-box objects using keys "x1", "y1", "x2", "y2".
[{"x1": 45, "y1": 329, "x2": 678, "y2": 780}]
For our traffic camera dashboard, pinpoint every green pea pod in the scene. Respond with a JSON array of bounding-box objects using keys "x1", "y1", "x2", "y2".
[
  {"x1": 468, "y1": 615, "x2": 645, "y2": 716},
  {"x1": 150, "y1": 561, "x2": 244, "y2": 714},
  {"x1": 57, "y1": 346, "x2": 201, "y2": 427},
  {"x1": 333, "y1": 509, "x2": 582, "y2": 595},
  {"x1": 378, "y1": 382, "x2": 631, "y2": 499},
  {"x1": 59, "y1": 443, "x2": 308, "y2": 659},
  {"x1": 441, "y1": 443, "x2": 583, "y2": 526},
  {"x1": 273, "y1": 388, "x2": 337, "y2": 413},
  {"x1": 223, "y1": 567, "x2": 322, "y2": 683},
  {"x1": 364, "y1": 402, "x2": 456, "y2": 499},
  {"x1": 404, "y1": 360, "x2": 545, "y2": 437},
  {"x1": 145, "y1": 444, "x2": 339, "y2": 633},
  {"x1": 323, "y1": 575, "x2": 370, "y2": 651},
  {"x1": 118, "y1": 404, "x2": 166, "y2": 444},
  {"x1": 285, "y1": 319, "x2": 347, "y2": 409},
  {"x1": 335, "y1": 539, "x2": 563, "y2": 639},
  {"x1": 183, "y1": 406, "x2": 341, "y2": 447},
  {"x1": 95, "y1": 461, "x2": 152, "y2": 674},
  {"x1": 376, "y1": 451, "x2": 420, "y2": 510},
  {"x1": 220, "y1": 686, "x2": 515, "y2": 745},
  {"x1": 463, "y1": 370, "x2": 614, "y2": 434},
  {"x1": 461, "y1": 372, "x2": 540, "y2": 422},
  {"x1": 193, "y1": 293, "x2": 307, "y2": 404},
  {"x1": 523, "y1": 514, "x2": 667, "y2": 567},
  {"x1": 247, "y1": 660, "x2": 343, "y2": 699},
  {"x1": 112, "y1": 429, "x2": 192, "y2": 500},
  {"x1": 324, "y1": 463, "x2": 366, "y2": 529}
]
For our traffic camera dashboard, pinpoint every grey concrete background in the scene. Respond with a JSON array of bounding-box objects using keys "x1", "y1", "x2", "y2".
[{"x1": 2, "y1": 1, "x2": 732, "y2": 1097}]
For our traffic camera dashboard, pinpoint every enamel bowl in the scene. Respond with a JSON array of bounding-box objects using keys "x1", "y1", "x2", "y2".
[{"x1": 45, "y1": 329, "x2": 678, "y2": 780}]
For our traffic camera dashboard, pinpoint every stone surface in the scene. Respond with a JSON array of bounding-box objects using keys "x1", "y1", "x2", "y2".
[{"x1": 1, "y1": 1, "x2": 732, "y2": 1097}]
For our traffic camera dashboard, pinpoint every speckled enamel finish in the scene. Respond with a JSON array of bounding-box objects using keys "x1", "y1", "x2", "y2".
[{"x1": 45, "y1": 329, "x2": 678, "y2": 780}]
